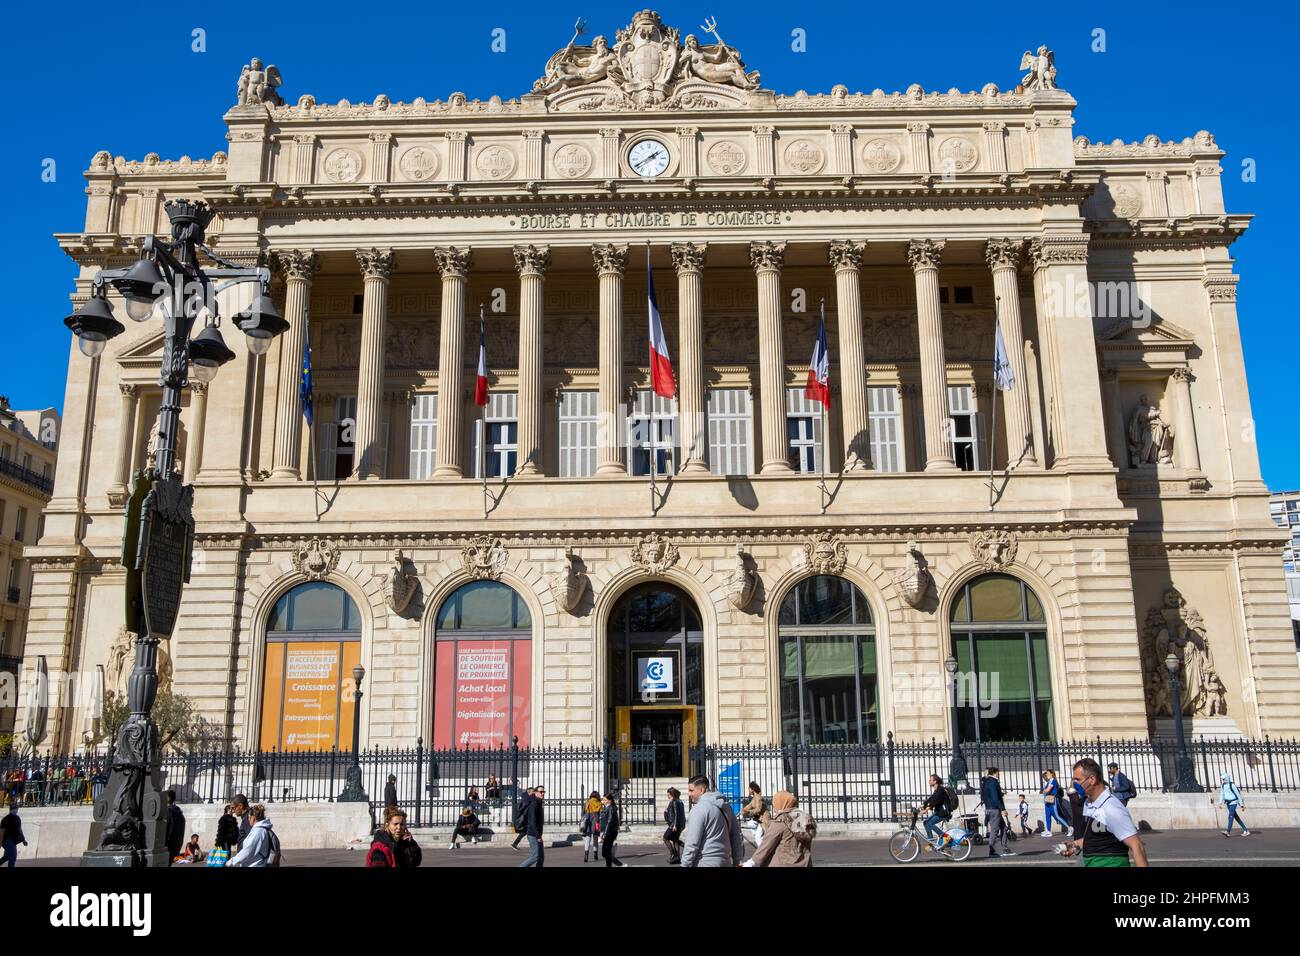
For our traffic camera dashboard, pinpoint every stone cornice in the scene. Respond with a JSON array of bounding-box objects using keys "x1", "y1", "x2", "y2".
[
  {"x1": 1084, "y1": 215, "x2": 1251, "y2": 251},
  {"x1": 86, "y1": 149, "x2": 229, "y2": 177},
  {"x1": 1074, "y1": 132, "x2": 1220, "y2": 159}
]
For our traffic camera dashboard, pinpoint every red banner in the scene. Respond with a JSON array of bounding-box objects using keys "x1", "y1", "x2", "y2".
[{"x1": 433, "y1": 640, "x2": 529, "y2": 749}]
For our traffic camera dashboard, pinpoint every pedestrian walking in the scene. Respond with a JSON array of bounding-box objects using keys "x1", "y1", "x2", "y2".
[
  {"x1": 511, "y1": 787, "x2": 536, "y2": 851},
  {"x1": 0, "y1": 801, "x2": 28, "y2": 867},
  {"x1": 227, "y1": 804, "x2": 281, "y2": 867},
  {"x1": 1218, "y1": 772, "x2": 1250, "y2": 836},
  {"x1": 663, "y1": 787, "x2": 686, "y2": 864},
  {"x1": 746, "y1": 790, "x2": 816, "y2": 867},
  {"x1": 450, "y1": 806, "x2": 482, "y2": 847},
  {"x1": 164, "y1": 789, "x2": 186, "y2": 864},
  {"x1": 740, "y1": 781, "x2": 769, "y2": 848},
  {"x1": 383, "y1": 774, "x2": 398, "y2": 811},
  {"x1": 599, "y1": 793, "x2": 624, "y2": 867},
  {"x1": 517, "y1": 784, "x2": 546, "y2": 868},
  {"x1": 580, "y1": 790, "x2": 602, "y2": 862},
  {"x1": 680, "y1": 774, "x2": 744, "y2": 868},
  {"x1": 207, "y1": 803, "x2": 239, "y2": 867},
  {"x1": 979, "y1": 766, "x2": 1012, "y2": 858},
  {"x1": 1040, "y1": 770, "x2": 1069, "y2": 836},
  {"x1": 1107, "y1": 763, "x2": 1136, "y2": 805},
  {"x1": 1017, "y1": 794, "x2": 1030, "y2": 835},
  {"x1": 1060, "y1": 758, "x2": 1148, "y2": 867}
]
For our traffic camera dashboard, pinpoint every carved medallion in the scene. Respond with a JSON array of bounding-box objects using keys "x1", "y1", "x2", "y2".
[
  {"x1": 321, "y1": 147, "x2": 363, "y2": 183},
  {"x1": 784, "y1": 139, "x2": 826, "y2": 174},
  {"x1": 549, "y1": 546, "x2": 590, "y2": 614},
  {"x1": 724, "y1": 545, "x2": 757, "y2": 611},
  {"x1": 631, "y1": 533, "x2": 679, "y2": 574},
  {"x1": 398, "y1": 146, "x2": 439, "y2": 181},
  {"x1": 936, "y1": 136, "x2": 978, "y2": 173},
  {"x1": 292, "y1": 537, "x2": 340, "y2": 581},
  {"x1": 461, "y1": 535, "x2": 508, "y2": 580},
  {"x1": 553, "y1": 143, "x2": 594, "y2": 178},
  {"x1": 706, "y1": 140, "x2": 747, "y2": 175},
  {"x1": 860, "y1": 137, "x2": 903, "y2": 173},
  {"x1": 893, "y1": 540, "x2": 932, "y2": 610},
  {"x1": 475, "y1": 145, "x2": 517, "y2": 180},
  {"x1": 968, "y1": 530, "x2": 1017, "y2": 570},
  {"x1": 798, "y1": 532, "x2": 847, "y2": 576},
  {"x1": 1110, "y1": 182, "x2": 1143, "y2": 219}
]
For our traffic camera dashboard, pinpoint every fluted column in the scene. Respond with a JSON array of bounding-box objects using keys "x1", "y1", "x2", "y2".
[
  {"x1": 1169, "y1": 367, "x2": 1202, "y2": 472},
  {"x1": 182, "y1": 382, "x2": 209, "y2": 484},
  {"x1": 594, "y1": 243, "x2": 629, "y2": 477},
  {"x1": 271, "y1": 250, "x2": 318, "y2": 479},
  {"x1": 513, "y1": 244, "x2": 550, "y2": 476},
  {"x1": 433, "y1": 246, "x2": 472, "y2": 478},
  {"x1": 354, "y1": 248, "x2": 396, "y2": 479},
  {"x1": 752, "y1": 241, "x2": 792, "y2": 474},
  {"x1": 985, "y1": 238, "x2": 1037, "y2": 468},
  {"x1": 672, "y1": 241, "x2": 708, "y2": 474},
  {"x1": 107, "y1": 383, "x2": 139, "y2": 505},
  {"x1": 907, "y1": 240, "x2": 955, "y2": 471},
  {"x1": 829, "y1": 240, "x2": 870, "y2": 470}
]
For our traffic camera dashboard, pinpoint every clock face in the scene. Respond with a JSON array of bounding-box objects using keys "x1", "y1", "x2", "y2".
[{"x1": 629, "y1": 139, "x2": 671, "y2": 178}]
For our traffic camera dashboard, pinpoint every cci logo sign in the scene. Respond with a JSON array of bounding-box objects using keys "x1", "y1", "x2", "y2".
[{"x1": 638, "y1": 656, "x2": 674, "y2": 694}]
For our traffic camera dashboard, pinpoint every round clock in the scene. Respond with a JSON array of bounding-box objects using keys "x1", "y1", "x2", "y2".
[{"x1": 629, "y1": 139, "x2": 671, "y2": 178}]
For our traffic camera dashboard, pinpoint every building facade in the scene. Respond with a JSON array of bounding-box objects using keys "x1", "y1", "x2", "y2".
[
  {"x1": 0, "y1": 398, "x2": 59, "y2": 733},
  {"x1": 1269, "y1": 489, "x2": 1300, "y2": 652},
  {"x1": 22, "y1": 11, "x2": 1299, "y2": 765}
]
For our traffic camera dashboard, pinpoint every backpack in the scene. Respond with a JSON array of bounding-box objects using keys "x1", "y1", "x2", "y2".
[
  {"x1": 263, "y1": 828, "x2": 282, "y2": 867},
  {"x1": 513, "y1": 799, "x2": 531, "y2": 833},
  {"x1": 1126, "y1": 777, "x2": 1138, "y2": 799},
  {"x1": 942, "y1": 788, "x2": 959, "y2": 816}
]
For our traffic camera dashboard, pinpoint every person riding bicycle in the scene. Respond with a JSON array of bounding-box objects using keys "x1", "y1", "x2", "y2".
[{"x1": 921, "y1": 774, "x2": 957, "y2": 848}]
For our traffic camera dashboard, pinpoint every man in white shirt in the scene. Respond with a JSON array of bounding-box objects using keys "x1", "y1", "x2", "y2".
[{"x1": 1061, "y1": 758, "x2": 1148, "y2": 867}]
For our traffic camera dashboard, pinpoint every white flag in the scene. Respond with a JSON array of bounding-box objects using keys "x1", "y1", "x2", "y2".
[{"x1": 993, "y1": 320, "x2": 1015, "y2": 391}]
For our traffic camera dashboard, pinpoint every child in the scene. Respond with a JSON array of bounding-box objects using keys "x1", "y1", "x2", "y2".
[{"x1": 1017, "y1": 794, "x2": 1030, "y2": 835}]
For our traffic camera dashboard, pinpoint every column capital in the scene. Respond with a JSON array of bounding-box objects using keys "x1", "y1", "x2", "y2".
[
  {"x1": 671, "y1": 241, "x2": 708, "y2": 275},
  {"x1": 828, "y1": 239, "x2": 865, "y2": 271},
  {"x1": 273, "y1": 249, "x2": 320, "y2": 281},
  {"x1": 445, "y1": 130, "x2": 468, "y2": 142},
  {"x1": 592, "y1": 243, "x2": 629, "y2": 276},
  {"x1": 674, "y1": 126, "x2": 699, "y2": 137},
  {"x1": 906, "y1": 121, "x2": 930, "y2": 134},
  {"x1": 356, "y1": 248, "x2": 397, "y2": 280},
  {"x1": 1100, "y1": 367, "x2": 1119, "y2": 381},
  {"x1": 368, "y1": 131, "x2": 392, "y2": 143},
  {"x1": 189, "y1": 380, "x2": 209, "y2": 395},
  {"x1": 513, "y1": 243, "x2": 552, "y2": 277},
  {"x1": 983, "y1": 237, "x2": 1026, "y2": 272},
  {"x1": 523, "y1": 128, "x2": 545, "y2": 140},
  {"x1": 433, "y1": 246, "x2": 473, "y2": 278},
  {"x1": 906, "y1": 239, "x2": 945, "y2": 271},
  {"x1": 749, "y1": 240, "x2": 786, "y2": 273},
  {"x1": 1170, "y1": 366, "x2": 1193, "y2": 383},
  {"x1": 982, "y1": 120, "x2": 1007, "y2": 132},
  {"x1": 1028, "y1": 235, "x2": 1089, "y2": 269},
  {"x1": 118, "y1": 382, "x2": 138, "y2": 398},
  {"x1": 598, "y1": 127, "x2": 621, "y2": 139}
]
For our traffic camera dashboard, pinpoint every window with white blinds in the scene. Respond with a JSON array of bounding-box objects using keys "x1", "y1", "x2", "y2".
[
  {"x1": 786, "y1": 388, "x2": 826, "y2": 474},
  {"x1": 707, "y1": 387, "x2": 753, "y2": 476},
  {"x1": 947, "y1": 384, "x2": 981, "y2": 472},
  {"x1": 409, "y1": 393, "x2": 438, "y2": 480},
  {"x1": 627, "y1": 389, "x2": 678, "y2": 476},
  {"x1": 317, "y1": 395, "x2": 357, "y2": 481},
  {"x1": 470, "y1": 392, "x2": 519, "y2": 479},
  {"x1": 868, "y1": 386, "x2": 903, "y2": 473},
  {"x1": 558, "y1": 390, "x2": 598, "y2": 478}
]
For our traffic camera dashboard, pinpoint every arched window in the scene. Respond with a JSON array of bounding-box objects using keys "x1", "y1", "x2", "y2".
[
  {"x1": 433, "y1": 581, "x2": 532, "y2": 749},
  {"x1": 778, "y1": 576, "x2": 879, "y2": 745},
  {"x1": 261, "y1": 582, "x2": 362, "y2": 751},
  {"x1": 949, "y1": 573, "x2": 1053, "y2": 743}
]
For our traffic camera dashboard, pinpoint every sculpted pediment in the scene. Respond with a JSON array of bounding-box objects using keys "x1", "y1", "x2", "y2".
[
  {"x1": 1098, "y1": 315, "x2": 1196, "y2": 348},
  {"x1": 532, "y1": 11, "x2": 765, "y2": 112}
]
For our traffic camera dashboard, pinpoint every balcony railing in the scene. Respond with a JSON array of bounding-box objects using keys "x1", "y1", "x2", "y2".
[
  {"x1": 0, "y1": 457, "x2": 53, "y2": 495},
  {"x1": 5, "y1": 587, "x2": 19, "y2": 604}
]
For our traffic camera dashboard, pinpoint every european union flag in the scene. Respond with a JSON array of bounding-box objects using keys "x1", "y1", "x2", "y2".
[{"x1": 300, "y1": 324, "x2": 314, "y2": 426}]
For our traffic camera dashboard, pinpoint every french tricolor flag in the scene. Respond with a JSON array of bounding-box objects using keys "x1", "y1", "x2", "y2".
[
  {"x1": 805, "y1": 301, "x2": 831, "y2": 408},
  {"x1": 474, "y1": 304, "x2": 489, "y2": 407},
  {"x1": 647, "y1": 249, "x2": 676, "y2": 399}
]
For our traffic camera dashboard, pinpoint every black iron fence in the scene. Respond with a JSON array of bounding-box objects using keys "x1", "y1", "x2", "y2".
[{"x1": 4, "y1": 734, "x2": 1297, "y2": 826}]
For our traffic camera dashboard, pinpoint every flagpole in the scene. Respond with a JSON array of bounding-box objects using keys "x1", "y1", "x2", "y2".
[
  {"x1": 988, "y1": 298, "x2": 1000, "y2": 512},
  {"x1": 818, "y1": 297, "x2": 829, "y2": 515},
  {"x1": 305, "y1": 311, "x2": 322, "y2": 521},
  {"x1": 480, "y1": 302, "x2": 489, "y2": 520}
]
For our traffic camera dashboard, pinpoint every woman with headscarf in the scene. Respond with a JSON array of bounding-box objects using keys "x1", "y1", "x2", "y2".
[
  {"x1": 1218, "y1": 772, "x2": 1250, "y2": 836},
  {"x1": 746, "y1": 791, "x2": 816, "y2": 867}
]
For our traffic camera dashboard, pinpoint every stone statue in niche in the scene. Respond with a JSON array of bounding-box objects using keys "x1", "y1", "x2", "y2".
[
  {"x1": 1141, "y1": 587, "x2": 1227, "y2": 718},
  {"x1": 1128, "y1": 394, "x2": 1175, "y2": 466}
]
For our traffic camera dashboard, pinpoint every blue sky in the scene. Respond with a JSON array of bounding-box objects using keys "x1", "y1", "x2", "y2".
[{"x1": 2, "y1": 1, "x2": 1296, "y2": 487}]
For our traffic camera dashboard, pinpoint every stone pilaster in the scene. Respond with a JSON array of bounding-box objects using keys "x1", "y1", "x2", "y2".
[
  {"x1": 831, "y1": 124, "x2": 854, "y2": 175},
  {"x1": 985, "y1": 238, "x2": 1037, "y2": 468},
  {"x1": 752, "y1": 126, "x2": 775, "y2": 175},
  {"x1": 514, "y1": 244, "x2": 551, "y2": 476},
  {"x1": 907, "y1": 123, "x2": 931, "y2": 175},
  {"x1": 354, "y1": 248, "x2": 396, "y2": 479},
  {"x1": 907, "y1": 239, "x2": 955, "y2": 471},
  {"x1": 675, "y1": 127, "x2": 699, "y2": 177},
  {"x1": 433, "y1": 246, "x2": 472, "y2": 478},
  {"x1": 368, "y1": 132, "x2": 392, "y2": 183},
  {"x1": 672, "y1": 242, "x2": 708, "y2": 474},
  {"x1": 1202, "y1": 273, "x2": 1263, "y2": 492},
  {"x1": 593, "y1": 243, "x2": 629, "y2": 477},
  {"x1": 752, "y1": 241, "x2": 792, "y2": 474},
  {"x1": 1100, "y1": 369, "x2": 1128, "y2": 469},
  {"x1": 291, "y1": 135, "x2": 317, "y2": 185},
  {"x1": 108, "y1": 383, "x2": 139, "y2": 506},
  {"x1": 447, "y1": 131, "x2": 468, "y2": 181},
  {"x1": 270, "y1": 250, "x2": 318, "y2": 479},
  {"x1": 1169, "y1": 367, "x2": 1202, "y2": 473},
  {"x1": 182, "y1": 381, "x2": 208, "y2": 485},
  {"x1": 523, "y1": 129, "x2": 545, "y2": 179},
  {"x1": 599, "y1": 128, "x2": 621, "y2": 177},
  {"x1": 829, "y1": 240, "x2": 870, "y2": 470}
]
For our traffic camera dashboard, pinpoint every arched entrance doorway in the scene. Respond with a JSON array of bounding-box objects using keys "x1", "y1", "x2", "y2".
[{"x1": 607, "y1": 582, "x2": 703, "y2": 776}]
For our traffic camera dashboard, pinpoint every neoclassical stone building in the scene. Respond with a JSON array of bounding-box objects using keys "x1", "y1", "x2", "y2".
[{"x1": 24, "y1": 11, "x2": 1298, "y2": 765}]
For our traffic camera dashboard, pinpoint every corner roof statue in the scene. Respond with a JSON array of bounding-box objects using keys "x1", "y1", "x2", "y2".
[
  {"x1": 1019, "y1": 46, "x2": 1056, "y2": 91},
  {"x1": 236, "y1": 57, "x2": 284, "y2": 107},
  {"x1": 531, "y1": 10, "x2": 762, "y2": 110}
]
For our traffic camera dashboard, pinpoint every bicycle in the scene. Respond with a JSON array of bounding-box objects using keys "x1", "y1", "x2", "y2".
[{"x1": 888, "y1": 808, "x2": 973, "y2": 863}]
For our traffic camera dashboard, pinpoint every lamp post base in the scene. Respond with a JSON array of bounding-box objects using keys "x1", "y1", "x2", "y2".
[
  {"x1": 1172, "y1": 755, "x2": 1201, "y2": 793},
  {"x1": 81, "y1": 848, "x2": 171, "y2": 868}
]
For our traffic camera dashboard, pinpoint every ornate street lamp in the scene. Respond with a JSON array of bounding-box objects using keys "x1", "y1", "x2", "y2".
[
  {"x1": 945, "y1": 654, "x2": 970, "y2": 793},
  {"x1": 71, "y1": 199, "x2": 287, "y2": 867},
  {"x1": 339, "y1": 665, "x2": 369, "y2": 803},
  {"x1": 1164, "y1": 652, "x2": 1201, "y2": 793}
]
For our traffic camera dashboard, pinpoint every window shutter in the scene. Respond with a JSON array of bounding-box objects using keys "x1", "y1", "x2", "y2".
[
  {"x1": 786, "y1": 388, "x2": 825, "y2": 473},
  {"x1": 558, "y1": 390, "x2": 597, "y2": 478},
  {"x1": 868, "y1": 386, "x2": 902, "y2": 473},
  {"x1": 376, "y1": 421, "x2": 390, "y2": 478},
  {"x1": 408, "y1": 393, "x2": 438, "y2": 480},
  {"x1": 316, "y1": 421, "x2": 337, "y2": 479},
  {"x1": 707, "y1": 387, "x2": 752, "y2": 477}
]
